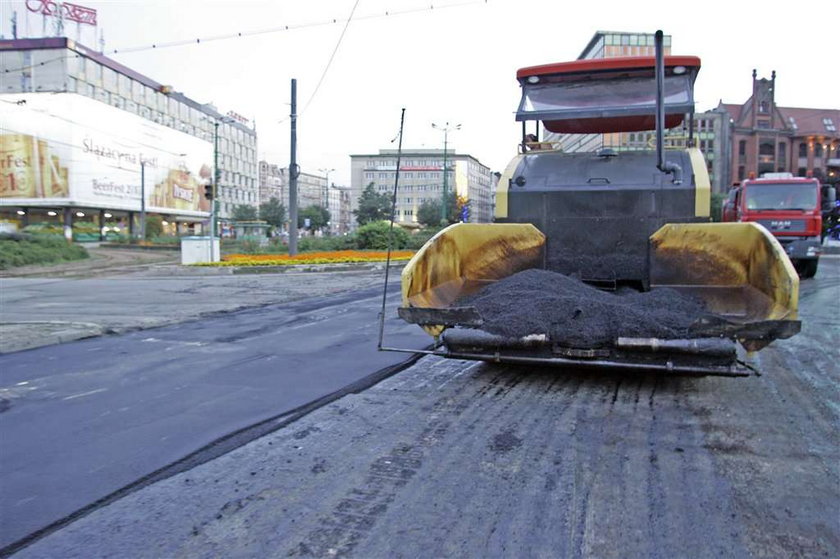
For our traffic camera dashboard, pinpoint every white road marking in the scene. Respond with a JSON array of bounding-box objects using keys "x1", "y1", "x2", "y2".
[{"x1": 62, "y1": 388, "x2": 108, "y2": 401}]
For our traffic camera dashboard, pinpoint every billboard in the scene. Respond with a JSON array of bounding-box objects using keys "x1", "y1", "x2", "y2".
[{"x1": 0, "y1": 93, "x2": 213, "y2": 217}]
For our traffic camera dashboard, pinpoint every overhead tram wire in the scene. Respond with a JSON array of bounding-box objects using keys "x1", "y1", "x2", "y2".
[
  {"x1": 105, "y1": 0, "x2": 487, "y2": 56},
  {"x1": 2, "y1": 1, "x2": 489, "y2": 75},
  {"x1": 300, "y1": 0, "x2": 361, "y2": 116}
]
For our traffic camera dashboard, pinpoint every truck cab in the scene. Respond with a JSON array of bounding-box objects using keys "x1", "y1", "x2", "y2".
[{"x1": 722, "y1": 174, "x2": 822, "y2": 277}]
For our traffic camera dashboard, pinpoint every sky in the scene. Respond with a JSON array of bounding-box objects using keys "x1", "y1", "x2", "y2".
[{"x1": 2, "y1": 0, "x2": 838, "y2": 186}]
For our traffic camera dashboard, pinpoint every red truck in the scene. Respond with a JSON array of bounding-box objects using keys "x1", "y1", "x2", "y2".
[{"x1": 722, "y1": 173, "x2": 822, "y2": 277}]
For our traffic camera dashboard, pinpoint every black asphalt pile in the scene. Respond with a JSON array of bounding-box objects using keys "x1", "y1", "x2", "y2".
[{"x1": 458, "y1": 268, "x2": 711, "y2": 348}]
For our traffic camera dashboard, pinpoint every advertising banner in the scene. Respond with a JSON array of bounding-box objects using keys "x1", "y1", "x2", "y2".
[{"x1": 0, "y1": 93, "x2": 212, "y2": 217}]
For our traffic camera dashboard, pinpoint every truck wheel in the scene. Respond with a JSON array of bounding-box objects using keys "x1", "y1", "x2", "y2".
[{"x1": 798, "y1": 260, "x2": 819, "y2": 279}]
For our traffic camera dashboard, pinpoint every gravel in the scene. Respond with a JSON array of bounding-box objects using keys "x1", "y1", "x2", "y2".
[{"x1": 458, "y1": 268, "x2": 711, "y2": 347}]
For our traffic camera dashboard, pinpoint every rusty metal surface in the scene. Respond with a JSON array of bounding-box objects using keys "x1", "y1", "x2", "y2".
[
  {"x1": 401, "y1": 223, "x2": 545, "y2": 311},
  {"x1": 650, "y1": 222, "x2": 799, "y2": 322}
]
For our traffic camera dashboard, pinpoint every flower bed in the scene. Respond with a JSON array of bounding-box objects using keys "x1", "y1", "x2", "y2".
[{"x1": 200, "y1": 250, "x2": 415, "y2": 266}]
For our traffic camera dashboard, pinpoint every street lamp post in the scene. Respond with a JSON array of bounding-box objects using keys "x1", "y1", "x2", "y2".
[
  {"x1": 432, "y1": 122, "x2": 461, "y2": 224},
  {"x1": 318, "y1": 167, "x2": 334, "y2": 234},
  {"x1": 212, "y1": 120, "x2": 219, "y2": 239},
  {"x1": 202, "y1": 115, "x2": 235, "y2": 241},
  {"x1": 318, "y1": 168, "x2": 334, "y2": 206}
]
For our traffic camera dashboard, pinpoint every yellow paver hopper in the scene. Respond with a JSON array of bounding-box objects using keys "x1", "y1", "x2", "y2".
[{"x1": 397, "y1": 222, "x2": 800, "y2": 376}]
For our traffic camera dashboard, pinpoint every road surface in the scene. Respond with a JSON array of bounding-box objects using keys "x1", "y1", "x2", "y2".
[
  {"x1": 9, "y1": 258, "x2": 838, "y2": 558},
  {"x1": 0, "y1": 283, "x2": 428, "y2": 551}
]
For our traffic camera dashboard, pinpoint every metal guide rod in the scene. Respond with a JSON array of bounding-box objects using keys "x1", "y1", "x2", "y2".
[{"x1": 378, "y1": 108, "x2": 406, "y2": 350}]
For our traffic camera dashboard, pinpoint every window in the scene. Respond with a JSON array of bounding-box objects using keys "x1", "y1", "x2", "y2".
[
  {"x1": 759, "y1": 142, "x2": 775, "y2": 157},
  {"x1": 823, "y1": 118, "x2": 836, "y2": 132},
  {"x1": 102, "y1": 67, "x2": 116, "y2": 91},
  {"x1": 799, "y1": 143, "x2": 807, "y2": 157},
  {"x1": 739, "y1": 140, "x2": 747, "y2": 156},
  {"x1": 758, "y1": 101, "x2": 769, "y2": 114},
  {"x1": 815, "y1": 144, "x2": 823, "y2": 157},
  {"x1": 778, "y1": 142, "x2": 786, "y2": 164},
  {"x1": 757, "y1": 120, "x2": 770, "y2": 129}
]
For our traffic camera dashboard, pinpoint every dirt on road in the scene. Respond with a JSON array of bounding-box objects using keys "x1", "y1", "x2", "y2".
[{"x1": 0, "y1": 246, "x2": 179, "y2": 279}]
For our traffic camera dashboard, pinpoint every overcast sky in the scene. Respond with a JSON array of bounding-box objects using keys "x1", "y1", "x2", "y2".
[{"x1": 2, "y1": 0, "x2": 838, "y2": 185}]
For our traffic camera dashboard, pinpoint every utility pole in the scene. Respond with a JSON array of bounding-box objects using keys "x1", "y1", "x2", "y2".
[
  {"x1": 139, "y1": 159, "x2": 146, "y2": 240},
  {"x1": 289, "y1": 78, "x2": 299, "y2": 256},
  {"x1": 432, "y1": 122, "x2": 461, "y2": 225}
]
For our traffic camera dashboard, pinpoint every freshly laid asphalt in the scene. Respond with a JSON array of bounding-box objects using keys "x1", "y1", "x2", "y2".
[{"x1": 0, "y1": 249, "x2": 431, "y2": 551}]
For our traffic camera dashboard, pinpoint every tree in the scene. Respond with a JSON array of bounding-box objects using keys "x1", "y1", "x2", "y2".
[
  {"x1": 231, "y1": 204, "x2": 258, "y2": 221},
  {"x1": 259, "y1": 197, "x2": 287, "y2": 230},
  {"x1": 353, "y1": 182, "x2": 392, "y2": 225},
  {"x1": 417, "y1": 199, "x2": 442, "y2": 228},
  {"x1": 299, "y1": 205, "x2": 330, "y2": 232},
  {"x1": 417, "y1": 191, "x2": 461, "y2": 227}
]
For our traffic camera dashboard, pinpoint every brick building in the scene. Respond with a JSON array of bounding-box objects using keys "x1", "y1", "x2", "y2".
[{"x1": 719, "y1": 70, "x2": 839, "y2": 185}]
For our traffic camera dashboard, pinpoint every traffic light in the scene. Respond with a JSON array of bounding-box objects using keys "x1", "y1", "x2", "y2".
[{"x1": 204, "y1": 183, "x2": 214, "y2": 200}]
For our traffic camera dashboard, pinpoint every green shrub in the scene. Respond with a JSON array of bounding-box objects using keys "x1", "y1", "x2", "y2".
[
  {"x1": 406, "y1": 226, "x2": 443, "y2": 250},
  {"x1": 299, "y1": 235, "x2": 357, "y2": 252},
  {"x1": 266, "y1": 237, "x2": 290, "y2": 253},
  {"x1": 239, "y1": 237, "x2": 262, "y2": 254},
  {"x1": 144, "y1": 215, "x2": 164, "y2": 239},
  {"x1": 0, "y1": 233, "x2": 89, "y2": 270},
  {"x1": 355, "y1": 221, "x2": 410, "y2": 250},
  {"x1": 710, "y1": 192, "x2": 726, "y2": 222}
]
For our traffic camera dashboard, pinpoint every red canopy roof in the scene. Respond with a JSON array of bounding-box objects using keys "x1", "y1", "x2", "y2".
[{"x1": 517, "y1": 56, "x2": 701, "y2": 80}]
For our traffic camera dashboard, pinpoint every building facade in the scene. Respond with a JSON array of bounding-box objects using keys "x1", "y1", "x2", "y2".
[
  {"x1": 349, "y1": 149, "x2": 494, "y2": 227},
  {"x1": 0, "y1": 37, "x2": 258, "y2": 235},
  {"x1": 719, "y1": 70, "x2": 839, "y2": 186},
  {"x1": 258, "y1": 161, "x2": 351, "y2": 235},
  {"x1": 259, "y1": 161, "x2": 287, "y2": 210}
]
